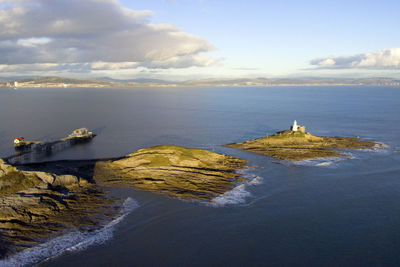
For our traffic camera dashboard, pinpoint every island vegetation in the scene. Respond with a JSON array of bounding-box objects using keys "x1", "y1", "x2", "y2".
[{"x1": 225, "y1": 122, "x2": 380, "y2": 161}]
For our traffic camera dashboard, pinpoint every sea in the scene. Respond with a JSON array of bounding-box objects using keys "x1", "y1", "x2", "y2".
[{"x1": 0, "y1": 86, "x2": 399, "y2": 266}]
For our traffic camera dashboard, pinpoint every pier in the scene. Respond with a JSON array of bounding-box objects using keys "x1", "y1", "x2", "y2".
[{"x1": 5, "y1": 129, "x2": 95, "y2": 165}]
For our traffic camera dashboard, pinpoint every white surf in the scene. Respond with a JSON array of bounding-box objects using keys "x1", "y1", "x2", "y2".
[{"x1": 0, "y1": 197, "x2": 139, "y2": 267}]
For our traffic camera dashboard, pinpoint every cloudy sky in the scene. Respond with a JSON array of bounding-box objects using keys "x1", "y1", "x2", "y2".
[{"x1": 0, "y1": 0, "x2": 399, "y2": 80}]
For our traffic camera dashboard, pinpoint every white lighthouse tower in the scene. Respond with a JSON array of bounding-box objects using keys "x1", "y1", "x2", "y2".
[
  {"x1": 291, "y1": 120, "x2": 299, "y2": 131},
  {"x1": 290, "y1": 120, "x2": 306, "y2": 133}
]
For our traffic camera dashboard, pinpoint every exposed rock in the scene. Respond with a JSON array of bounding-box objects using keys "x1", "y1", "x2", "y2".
[
  {"x1": 0, "y1": 159, "x2": 11, "y2": 176},
  {"x1": 53, "y1": 174, "x2": 79, "y2": 187},
  {"x1": 94, "y1": 145, "x2": 247, "y2": 201},
  {"x1": 0, "y1": 160, "x2": 120, "y2": 259},
  {"x1": 0, "y1": 168, "x2": 40, "y2": 197},
  {"x1": 23, "y1": 171, "x2": 54, "y2": 184},
  {"x1": 226, "y1": 129, "x2": 380, "y2": 161},
  {"x1": 0, "y1": 183, "x2": 119, "y2": 258},
  {"x1": 0, "y1": 145, "x2": 248, "y2": 259}
]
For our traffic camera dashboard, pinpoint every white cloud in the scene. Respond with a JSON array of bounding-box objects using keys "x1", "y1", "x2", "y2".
[
  {"x1": 0, "y1": 0, "x2": 217, "y2": 74},
  {"x1": 16, "y1": 37, "x2": 51, "y2": 47},
  {"x1": 311, "y1": 48, "x2": 400, "y2": 69},
  {"x1": 90, "y1": 62, "x2": 140, "y2": 70},
  {"x1": 0, "y1": 63, "x2": 90, "y2": 72},
  {"x1": 143, "y1": 54, "x2": 219, "y2": 69}
]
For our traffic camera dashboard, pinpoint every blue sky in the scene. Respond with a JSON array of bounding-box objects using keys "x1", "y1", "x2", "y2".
[
  {"x1": 0, "y1": 0, "x2": 399, "y2": 79},
  {"x1": 122, "y1": 0, "x2": 400, "y2": 77}
]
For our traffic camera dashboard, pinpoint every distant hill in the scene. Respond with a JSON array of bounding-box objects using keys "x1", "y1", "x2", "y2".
[
  {"x1": 1, "y1": 76, "x2": 399, "y2": 88},
  {"x1": 18, "y1": 76, "x2": 108, "y2": 85},
  {"x1": 181, "y1": 77, "x2": 400, "y2": 87},
  {"x1": 96, "y1": 77, "x2": 173, "y2": 84}
]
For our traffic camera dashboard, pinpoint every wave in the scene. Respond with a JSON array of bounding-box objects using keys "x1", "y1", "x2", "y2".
[
  {"x1": 286, "y1": 143, "x2": 393, "y2": 167},
  {"x1": 209, "y1": 168, "x2": 263, "y2": 207},
  {"x1": 286, "y1": 156, "x2": 346, "y2": 167},
  {"x1": 210, "y1": 184, "x2": 251, "y2": 207},
  {"x1": 285, "y1": 153, "x2": 358, "y2": 167},
  {"x1": 364, "y1": 143, "x2": 391, "y2": 154},
  {"x1": 0, "y1": 197, "x2": 139, "y2": 267}
]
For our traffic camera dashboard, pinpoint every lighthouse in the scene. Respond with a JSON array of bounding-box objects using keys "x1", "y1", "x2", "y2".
[
  {"x1": 290, "y1": 120, "x2": 306, "y2": 133},
  {"x1": 292, "y1": 120, "x2": 299, "y2": 131}
]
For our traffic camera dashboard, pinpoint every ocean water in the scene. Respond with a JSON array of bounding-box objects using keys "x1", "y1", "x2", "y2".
[{"x1": 0, "y1": 86, "x2": 399, "y2": 266}]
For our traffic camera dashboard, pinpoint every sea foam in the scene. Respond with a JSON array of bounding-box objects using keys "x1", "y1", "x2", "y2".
[
  {"x1": 209, "y1": 168, "x2": 263, "y2": 207},
  {"x1": 290, "y1": 156, "x2": 346, "y2": 168},
  {"x1": 0, "y1": 197, "x2": 139, "y2": 267},
  {"x1": 367, "y1": 143, "x2": 391, "y2": 154}
]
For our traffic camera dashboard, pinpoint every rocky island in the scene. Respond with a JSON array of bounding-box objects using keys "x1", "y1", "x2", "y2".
[
  {"x1": 94, "y1": 145, "x2": 247, "y2": 201},
  {"x1": 0, "y1": 145, "x2": 247, "y2": 259},
  {"x1": 0, "y1": 127, "x2": 381, "y2": 260},
  {"x1": 225, "y1": 120, "x2": 380, "y2": 161}
]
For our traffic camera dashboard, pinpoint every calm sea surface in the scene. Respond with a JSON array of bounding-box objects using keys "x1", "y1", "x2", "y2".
[{"x1": 1, "y1": 86, "x2": 400, "y2": 266}]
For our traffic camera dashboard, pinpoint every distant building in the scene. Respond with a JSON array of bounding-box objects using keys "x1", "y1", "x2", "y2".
[
  {"x1": 14, "y1": 137, "x2": 24, "y2": 145},
  {"x1": 291, "y1": 120, "x2": 306, "y2": 133},
  {"x1": 13, "y1": 81, "x2": 19, "y2": 87}
]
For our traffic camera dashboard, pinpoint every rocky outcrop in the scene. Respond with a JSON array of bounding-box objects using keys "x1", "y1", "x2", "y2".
[
  {"x1": 0, "y1": 160, "x2": 41, "y2": 197},
  {"x1": 94, "y1": 145, "x2": 247, "y2": 201},
  {"x1": 0, "y1": 159, "x2": 10, "y2": 177},
  {"x1": 0, "y1": 160, "x2": 119, "y2": 258},
  {"x1": 226, "y1": 130, "x2": 380, "y2": 161},
  {"x1": 0, "y1": 145, "x2": 248, "y2": 260}
]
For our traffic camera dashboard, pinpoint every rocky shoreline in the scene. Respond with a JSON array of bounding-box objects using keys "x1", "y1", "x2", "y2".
[
  {"x1": 0, "y1": 132, "x2": 381, "y2": 260},
  {"x1": 94, "y1": 145, "x2": 247, "y2": 201},
  {"x1": 0, "y1": 145, "x2": 247, "y2": 260},
  {"x1": 0, "y1": 159, "x2": 120, "y2": 258},
  {"x1": 225, "y1": 130, "x2": 380, "y2": 161}
]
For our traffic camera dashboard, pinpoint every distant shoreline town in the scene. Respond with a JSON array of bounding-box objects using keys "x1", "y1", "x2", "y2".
[{"x1": 1, "y1": 76, "x2": 400, "y2": 88}]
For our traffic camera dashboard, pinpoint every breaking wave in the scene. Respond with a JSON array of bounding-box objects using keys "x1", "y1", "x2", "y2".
[
  {"x1": 285, "y1": 144, "x2": 392, "y2": 168},
  {"x1": 210, "y1": 184, "x2": 251, "y2": 207},
  {"x1": 364, "y1": 143, "x2": 391, "y2": 154},
  {"x1": 289, "y1": 156, "x2": 348, "y2": 168},
  {"x1": 210, "y1": 168, "x2": 263, "y2": 207},
  {"x1": 0, "y1": 197, "x2": 139, "y2": 267}
]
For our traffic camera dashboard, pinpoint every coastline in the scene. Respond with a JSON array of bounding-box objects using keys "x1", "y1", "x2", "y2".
[
  {"x1": 1, "y1": 76, "x2": 400, "y2": 89},
  {"x1": 0, "y1": 145, "x2": 248, "y2": 263},
  {"x1": 225, "y1": 130, "x2": 381, "y2": 161}
]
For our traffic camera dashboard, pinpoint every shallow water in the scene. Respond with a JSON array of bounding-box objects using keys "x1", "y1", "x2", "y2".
[{"x1": 0, "y1": 86, "x2": 400, "y2": 266}]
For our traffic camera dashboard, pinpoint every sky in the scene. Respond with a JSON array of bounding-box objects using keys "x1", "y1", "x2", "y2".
[{"x1": 0, "y1": 0, "x2": 399, "y2": 80}]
